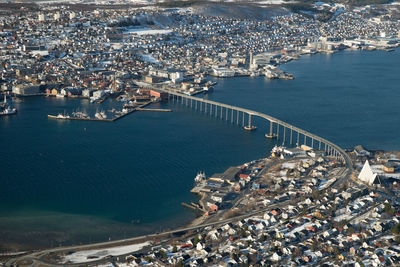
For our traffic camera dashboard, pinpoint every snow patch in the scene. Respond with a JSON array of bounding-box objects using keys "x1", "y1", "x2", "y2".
[
  {"x1": 62, "y1": 241, "x2": 150, "y2": 264},
  {"x1": 124, "y1": 28, "x2": 172, "y2": 35}
]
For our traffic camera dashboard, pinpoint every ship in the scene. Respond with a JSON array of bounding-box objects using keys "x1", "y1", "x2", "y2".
[
  {"x1": 72, "y1": 110, "x2": 90, "y2": 119},
  {"x1": 203, "y1": 85, "x2": 214, "y2": 93},
  {"x1": 0, "y1": 106, "x2": 17, "y2": 116},
  {"x1": 0, "y1": 95, "x2": 17, "y2": 116},
  {"x1": 194, "y1": 171, "x2": 206, "y2": 183},
  {"x1": 48, "y1": 113, "x2": 70, "y2": 120},
  {"x1": 95, "y1": 110, "x2": 107, "y2": 120}
]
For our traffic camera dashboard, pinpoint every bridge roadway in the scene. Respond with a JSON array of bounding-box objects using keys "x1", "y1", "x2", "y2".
[
  {"x1": 164, "y1": 89, "x2": 352, "y2": 170},
  {"x1": 6, "y1": 87, "x2": 353, "y2": 266}
]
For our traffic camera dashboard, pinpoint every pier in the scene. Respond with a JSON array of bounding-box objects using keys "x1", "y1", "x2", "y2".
[
  {"x1": 136, "y1": 108, "x2": 172, "y2": 112},
  {"x1": 47, "y1": 102, "x2": 156, "y2": 122},
  {"x1": 162, "y1": 88, "x2": 352, "y2": 170}
]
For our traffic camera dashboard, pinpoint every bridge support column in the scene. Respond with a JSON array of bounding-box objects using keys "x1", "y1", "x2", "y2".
[
  {"x1": 311, "y1": 137, "x2": 314, "y2": 149},
  {"x1": 242, "y1": 112, "x2": 245, "y2": 126},
  {"x1": 231, "y1": 109, "x2": 233, "y2": 123},
  {"x1": 237, "y1": 111, "x2": 239, "y2": 125},
  {"x1": 248, "y1": 114, "x2": 252, "y2": 128},
  {"x1": 319, "y1": 141, "x2": 321, "y2": 150},
  {"x1": 290, "y1": 127, "x2": 293, "y2": 145},
  {"x1": 269, "y1": 122, "x2": 273, "y2": 136},
  {"x1": 283, "y1": 126, "x2": 286, "y2": 144},
  {"x1": 296, "y1": 132, "x2": 299, "y2": 146},
  {"x1": 277, "y1": 124, "x2": 279, "y2": 140},
  {"x1": 220, "y1": 106, "x2": 223, "y2": 119},
  {"x1": 205, "y1": 103, "x2": 207, "y2": 113},
  {"x1": 226, "y1": 109, "x2": 228, "y2": 121},
  {"x1": 304, "y1": 135, "x2": 307, "y2": 145},
  {"x1": 200, "y1": 101, "x2": 202, "y2": 112}
]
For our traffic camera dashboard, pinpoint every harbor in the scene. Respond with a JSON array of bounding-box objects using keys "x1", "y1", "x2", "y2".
[
  {"x1": 47, "y1": 102, "x2": 172, "y2": 122},
  {"x1": 0, "y1": 46, "x2": 400, "y2": 253}
]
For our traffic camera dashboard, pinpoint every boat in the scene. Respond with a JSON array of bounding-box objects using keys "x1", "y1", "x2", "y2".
[
  {"x1": 0, "y1": 106, "x2": 17, "y2": 116},
  {"x1": 100, "y1": 111, "x2": 107, "y2": 119},
  {"x1": 48, "y1": 113, "x2": 70, "y2": 120},
  {"x1": 203, "y1": 86, "x2": 214, "y2": 92},
  {"x1": 72, "y1": 111, "x2": 90, "y2": 119},
  {"x1": 56, "y1": 94, "x2": 66, "y2": 98},
  {"x1": 94, "y1": 110, "x2": 107, "y2": 120},
  {"x1": 0, "y1": 95, "x2": 17, "y2": 116},
  {"x1": 194, "y1": 171, "x2": 206, "y2": 183}
]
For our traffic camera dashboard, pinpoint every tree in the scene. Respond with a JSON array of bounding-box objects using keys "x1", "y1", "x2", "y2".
[
  {"x1": 391, "y1": 223, "x2": 400, "y2": 235},
  {"x1": 193, "y1": 235, "x2": 200, "y2": 246},
  {"x1": 384, "y1": 202, "x2": 395, "y2": 216},
  {"x1": 175, "y1": 259, "x2": 184, "y2": 267},
  {"x1": 346, "y1": 226, "x2": 355, "y2": 235},
  {"x1": 159, "y1": 249, "x2": 167, "y2": 260}
]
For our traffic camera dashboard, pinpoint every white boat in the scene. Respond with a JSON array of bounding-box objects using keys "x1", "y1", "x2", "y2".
[
  {"x1": 203, "y1": 86, "x2": 214, "y2": 92},
  {"x1": 56, "y1": 113, "x2": 70, "y2": 119},
  {"x1": 95, "y1": 112, "x2": 103, "y2": 119},
  {"x1": 48, "y1": 113, "x2": 70, "y2": 119},
  {"x1": 194, "y1": 171, "x2": 206, "y2": 183},
  {"x1": 0, "y1": 106, "x2": 17, "y2": 116},
  {"x1": 56, "y1": 94, "x2": 66, "y2": 98},
  {"x1": 95, "y1": 110, "x2": 107, "y2": 120},
  {"x1": 0, "y1": 95, "x2": 17, "y2": 116}
]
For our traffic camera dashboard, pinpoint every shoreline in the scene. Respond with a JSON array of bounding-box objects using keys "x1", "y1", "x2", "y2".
[
  {"x1": 1, "y1": 47, "x2": 398, "y2": 255},
  {"x1": 2, "y1": 74, "x2": 352, "y2": 258}
]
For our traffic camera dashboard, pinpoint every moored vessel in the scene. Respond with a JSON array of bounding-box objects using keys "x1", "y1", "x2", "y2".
[{"x1": 194, "y1": 171, "x2": 206, "y2": 183}]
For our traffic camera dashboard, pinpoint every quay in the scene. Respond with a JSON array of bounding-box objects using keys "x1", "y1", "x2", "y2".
[
  {"x1": 48, "y1": 114, "x2": 114, "y2": 122},
  {"x1": 136, "y1": 108, "x2": 172, "y2": 112},
  {"x1": 47, "y1": 102, "x2": 155, "y2": 122}
]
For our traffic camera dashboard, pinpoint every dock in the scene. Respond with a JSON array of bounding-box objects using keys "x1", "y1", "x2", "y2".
[
  {"x1": 136, "y1": 108, "x2": 171, "y2": 112},
  {"x1": 47, "y1": 102, "x2": 155, "y2": 122},
  {"x1": 48, "y1": 114, "x2": 114, "y2": 122}
]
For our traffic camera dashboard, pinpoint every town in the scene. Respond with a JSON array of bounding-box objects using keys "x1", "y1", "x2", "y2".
[
  {"x1": 2, "y1": 1, "x2": 400, "y2": 266},
  {"x1": 0, "y1": 2, "x2": 400, "y2": 108},
  {"x1": 7, "y1": 144, "x2": 400, "y2": 266}
]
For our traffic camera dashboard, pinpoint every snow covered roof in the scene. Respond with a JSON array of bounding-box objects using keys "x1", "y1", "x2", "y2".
[{"x1": 358, "y1": 160, "x2": 377, "y2": 185}]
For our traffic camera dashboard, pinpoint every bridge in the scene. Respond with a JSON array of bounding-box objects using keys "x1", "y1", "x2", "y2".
[
  {"x1": 164, "y1": 89, "x2": 352, "y2": 169},
  {"x1": 5, "y1": 87, "x2": 354, "y2": 267}
]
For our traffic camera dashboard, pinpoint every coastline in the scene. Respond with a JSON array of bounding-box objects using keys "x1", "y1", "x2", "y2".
[{"x1": 1, "y1": 47, "x2": 398, "y2": 254}]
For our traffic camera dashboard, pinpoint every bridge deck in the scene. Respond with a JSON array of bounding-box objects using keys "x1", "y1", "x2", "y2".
[{"x1": 164, "y1": 89, "x2": 352, "y2": 169}]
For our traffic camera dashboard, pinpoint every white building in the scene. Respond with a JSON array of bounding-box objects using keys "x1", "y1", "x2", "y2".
[
  {"x1": 212, "y1": 68, "x2": 235, "y2": 77},
  {"x1": 358, "y1": 160, "x2": 377, "y2": 185},
  {"x1": 38, "y1": 13, "x2": 45, "y2": 22}
]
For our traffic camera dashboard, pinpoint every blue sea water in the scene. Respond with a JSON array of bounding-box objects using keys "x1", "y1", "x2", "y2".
[
  {"x1": 0, "y1": 48, "x2": 399, "y2": 250},
  {"x1": 206, "y1": 49, "x2": 400, "y2": 150}
]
